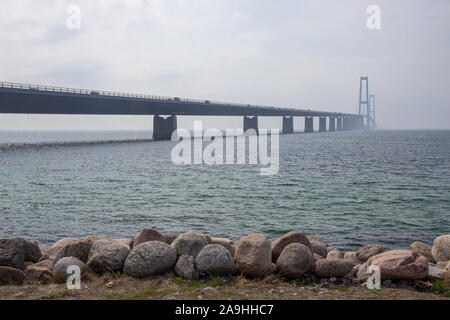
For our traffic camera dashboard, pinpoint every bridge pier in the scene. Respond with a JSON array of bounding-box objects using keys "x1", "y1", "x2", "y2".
[
  {"x1": 282, "y1": 116, "x2": 294, "y2": 134},
  {"x1": 244, "y1": 116, "x2": 258, "y2": 133},
  {"x1": 304, "y1": 117, "x2": 314, "y2": 133},
  {"x1": 319, "y1": 117, "x2": 327, "y2": 132},
  {"x1": 153, "y1": 115, "x2": 177, "y2": 140},
  {"x1": 329, "y1": 117, "x2": 336, "y2": 132},
  {"x1": 343, "y1": 117, "x2": 350, "y2": 130},
  {"x1": 337, "y1": 117, "x2": 343, "y2": 131}
]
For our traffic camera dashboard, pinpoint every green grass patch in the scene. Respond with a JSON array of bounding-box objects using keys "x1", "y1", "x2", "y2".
[
  {"x1": 431, "y1": 281, "x2": 450, "y2": 297},
  {"x1": 106, "y1": 284, "x2": 170, "y2": 300},
  {"x1": 41, "y1": 290, "x2": 69, "y2": 300}
]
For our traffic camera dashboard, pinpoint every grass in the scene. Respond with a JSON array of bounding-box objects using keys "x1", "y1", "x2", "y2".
[
  {"x1": 0, "y1": 290, "x2": 12, "y2": 297},
  {"x1": 105, "y1": 283, "x2": 170, "y2": 300},
  {"x1": 431, "y1": 281, "x2": 450, "y2": 297},
  {"x1": 41, "y1": 290, "x2": 69, "y2": 300}
]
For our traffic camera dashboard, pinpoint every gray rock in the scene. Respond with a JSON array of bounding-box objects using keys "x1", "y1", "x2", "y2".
[
  {"x1": 211, "y1": 238, "x2": 236, "y2": 257},
  {"x1": 276, "y1": 243, "x2": 314, "y2": 278},
  {"x1": 54, "y1": 240, "x2": 91, "y2": 264},
  {"x1": 195, "y1": 244, "x2": 237, "y2": 275},
  {"x1": 358, "y1": 250, "x2": 428, "y2": 281},
  {"x1": 170, "y1": 231, "x2": 209, "y2": 258},
  {"x1": 431, "y1": 235, "x2": 450, "y2": 263},
  {"x1": 356, "y1": 244, "x2": 384, "y2": 262},
  {"x1": 174, "y1": 255, "x2": 198, "y2": 280},
  {"x1": 25, "y1": 263, "x2": 53, "y2": 284},
  {"x1": 327, "y1": 250, "x2": 344, "y2": 259},
  {"x1": 39, "y1": 246, "x2": 62, "y2": 263},
  {"x1": 0, "y1": 238, "x2": 27, "y2": 270},
  {"x1": 164, "y1": 234, "x2": 178, "y2": 245},
  {"x1": 87, "y1": 240, "x2": 130, "y2": 273},
  {"x1": 306, "y1": 236, "x2": 327, "y2": 258},
  {"x1": 313, "y1": 253, "x2": 324, "y2": 262},
  {"x1": 24, "y1": 240, "x2": 41, "y2": 263},
  {"x1": 0, "y1": 266, "x2": 26, "y2": 285},
  {"x1": 427, "y1": 265, "x2": 445, "y2": 281},
  {"x1": 314, "y1": 258, "x2": 353, "y2": 277},
  {"x1": 84, "y1": 235, "x2": 107, "y2": 246},
  {"x1": 52, "y1": 238, "x2": 78, "y2": 248},
  {"x1": 271, "y1": 231, "x2": 312, "y2": 262},
  {"x1": 235, "y1": 234, "x2": 272, "y2": 278},
  {"x1": 411, "y1": 241, "x2": 434, "y2": 263},
  {"x1": 124, "y1": 241, "x2": 176, "y2": 278},
  {"x1": 343, "y1": 252, "x2": 359, "y2": 265},
  {"x1": 113, "y1": 238, "x2": 132, "y2": 249},
  {"x1": 131, "y1": 228, "x2": 166, "y2": 248},
  {"x1": 52, "y1": 257, "x2": 86, "y2": 283}
]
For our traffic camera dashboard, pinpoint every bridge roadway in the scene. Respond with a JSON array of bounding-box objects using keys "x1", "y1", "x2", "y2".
[{"x1": 0, "y1": 82, "x2": 366, "y2": 140}]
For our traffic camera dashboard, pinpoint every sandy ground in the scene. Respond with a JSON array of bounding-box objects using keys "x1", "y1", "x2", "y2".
[{"x1": 0, "y1": 272, "x2": 449, "y2": 300}]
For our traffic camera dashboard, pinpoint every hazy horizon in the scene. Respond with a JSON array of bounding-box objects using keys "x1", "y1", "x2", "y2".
[{"x1": 1, "y1": 0, "x2": 449, "y2": 130}]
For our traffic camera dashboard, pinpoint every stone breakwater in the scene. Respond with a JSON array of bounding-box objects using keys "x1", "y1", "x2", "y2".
[{"x1": 0, "y1": 229, "x2": 449, "y2": 290}]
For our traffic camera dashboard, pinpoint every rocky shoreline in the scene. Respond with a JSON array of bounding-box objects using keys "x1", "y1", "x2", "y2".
[{"x1": 0, "y1": 230, "x2": 449, "y2": 298}]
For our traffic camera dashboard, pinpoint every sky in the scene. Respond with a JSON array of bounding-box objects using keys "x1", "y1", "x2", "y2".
[{"x1": 0, "y1": 0, "x2": 449, "y2": 130}]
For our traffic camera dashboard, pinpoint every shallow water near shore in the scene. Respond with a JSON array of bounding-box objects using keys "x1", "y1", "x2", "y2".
[{"x1": 0, "y1": 129, "x2": 449, "y2": 251}]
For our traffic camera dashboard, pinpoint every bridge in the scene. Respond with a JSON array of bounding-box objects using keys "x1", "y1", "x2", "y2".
[{"x1": 0, "y1": 81, "x2": 372, "y2": 140}]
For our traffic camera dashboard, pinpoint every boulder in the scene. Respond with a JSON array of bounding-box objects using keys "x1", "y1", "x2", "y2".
[
  {"x1": 211, "y1": 238, "x2": 236, "y2": 257},
  {"x1": 314, "y1": 258, "x2": 353, "y2": 278},
  {"x1": 52, "y1": 257, "x2": 86, "y2": 283},
  {"x1": 54, "y1": 240, "x2": 91, "y2": 264},
  {"x1": 170, "y1": 231, "x2": 209, "y2": 258},
  {"x1": 445, "y1": 270, "x2": 450, "y2": 285},
  {"x1": 431, "y1": 235, "x2": 450, "y2": 263},
  {"x1": 124, "y1": 241, "x2": 176, "y2": 278},
  {"x1": 30, "y1": 259, "x2": 53, "y2": 270},
  {"x1": 87, "y1": 240, "x2": 130, "y2": 273},
  {"x1": 235, "y1": 234, "x2": 272, "y2": 278},
  {"x1": 327, "y1": 250, "x2": 344, "y2": 259},
  {"x1": 0, "y1": 266, "x2": 26, "y2": 285},
  {"x1": 276, "y1": 243, "x2": 314, "y2": 278},
  {"x1": 174, "y1": 255, "x2": 198, "y2": 280},
  {"x1": 411, "y1": 241, "x2": 434, "y2": 263},
  {"x1": 195, "y1": 244, "x2": 237, "y2": 275},
  {"x1": 271, "y1": 231, "x2": 312, "y2": 262},
  {"x1": 0, "y1": 238, "x2": 27, "y2": 270},
  {"x1": 344, "y1": 252, "x2": 359, "y2": 265},
  {"x1": 52, "y1": 238, "x2": 78, "y2": 248},
  {"x1": 427, "y1": 265, "x2": 445, "y2": 281},
  {"x1": 131, "y1": 228, "x2": 166, "y2": 248},
  {"x1": 356, "y1": 244, "x2": 384, "y2": 262},
  {"x1": 84, "y1": 235, "x2": 107, "y2": 246},
  {"x1": 24, "y1": 240, "x2": 41, "y2": 263},
  {"x1": 306, "y1": 236, "x2": 327, "y2": 258},
  {"x1": 313, "y1": 253, "x2": 324, "y2": 262},
  {"x1": 25, "y1": 263, "x2": 53, "y2": 284},
  {"x1": 39, "y1": 246, "x2": 62, "y2": 263},
  {"x1": 358, "y1": 250, "x2": 428, "y2": 281},
  {"x1": 435, "y1": 261, "x2": 448, "y2": 270},
  {"x1": 164, "y1": 234, "x2": 178, "y2": 245},
  {"x1": 114, "y1": 238, "x2": 132, "y2": 249}
]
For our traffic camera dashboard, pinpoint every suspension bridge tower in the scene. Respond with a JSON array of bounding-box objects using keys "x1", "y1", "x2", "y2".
[{"x1": 359, "y1": 76, "x2": 371, "y2": 129}]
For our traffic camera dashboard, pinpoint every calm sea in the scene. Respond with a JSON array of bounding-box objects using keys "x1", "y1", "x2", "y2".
[{"x1": 0, "y1": 130, "x2": 449, "y2": 251}]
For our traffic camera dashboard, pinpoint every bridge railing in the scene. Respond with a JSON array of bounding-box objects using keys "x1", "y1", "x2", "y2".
[{"x1": 0, "y1": 81, "x2": 272, "y2": 109}]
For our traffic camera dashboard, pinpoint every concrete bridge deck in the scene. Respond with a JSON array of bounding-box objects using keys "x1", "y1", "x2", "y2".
[{"x1": 0, "y1": 81, "x2": 366, "y2": 139}]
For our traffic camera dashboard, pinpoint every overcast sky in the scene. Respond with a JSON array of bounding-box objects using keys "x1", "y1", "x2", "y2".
[{"x1": 0, "y1": 0, "x2": 449, "y2": 130}]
